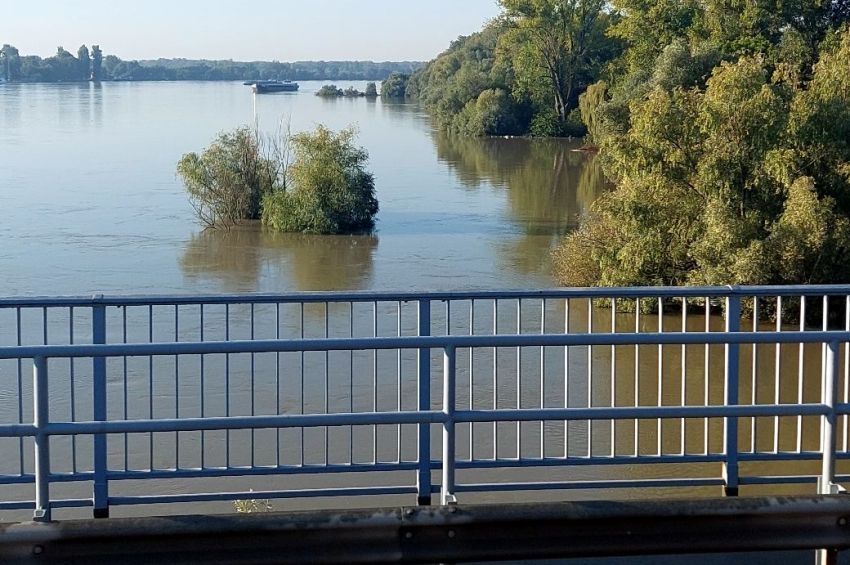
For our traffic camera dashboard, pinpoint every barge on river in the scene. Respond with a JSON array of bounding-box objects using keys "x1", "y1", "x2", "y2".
[{"x1": 245, "y1": 80, "x2": 299, "y2": 93}]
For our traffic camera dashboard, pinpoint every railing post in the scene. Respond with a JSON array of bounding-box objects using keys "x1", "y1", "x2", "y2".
[
  {"x1": 723, "y1": 295, "x2": 741, "y2": 497},
  {"x1": 32, "y1": 356, "x2": 51, "y2": 522},
  {"x1": 416, "y1": 299, "x2": 432, "y2": 506},
  {"x1": 92, "y1": 299, "x2": 109, "y2": 518},
  {"x1": 441, "y1": 346, "x2": 457, "y2": 506},
  {"x1": 817, "y1": 340, "x2": 841, "y2": 565}
]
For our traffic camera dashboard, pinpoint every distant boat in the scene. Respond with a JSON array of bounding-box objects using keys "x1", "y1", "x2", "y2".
[{"x1": 247, "y1": 80, "x2": 299, "y2": 94}]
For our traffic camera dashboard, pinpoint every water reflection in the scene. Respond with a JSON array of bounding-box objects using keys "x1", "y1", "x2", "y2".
[
  {"x1": 433, "y1": 132, "x2": 609, "y2": 275},
  {"x1": 434, "y1": 133, "x2": 607, "y2": 233},
  {"x1": 180, "y1": 225, "x2": 378, "y2": 292}
]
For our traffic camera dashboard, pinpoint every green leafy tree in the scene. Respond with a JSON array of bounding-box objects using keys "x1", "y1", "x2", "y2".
[
  {"x1": 380, "y1": 72, "x2": 410, "y2": 98},
  {"x1": 91, "y1": 45, "x2": 103, "y2": 81},
  {"x1": 316, "y1": 84, "x2": 344, "y2": 97},
  {"x1": 1, "y1": 44, "x2": 21, "y2": 81},
  {"x1": 77, "y1": 45, "x2": 91, "y2": 80},
  {"x1": 555, "y1": 29, "x2": 850, "y2": 288},
  {"x1": 262, "y1": 126, "x2": 378, "y2": 234},
  {"x1": 498, "y1": 0, "x2": 612, "y2": 123},
  {"x1": 364, "y1": 82, "x2": 378, "y2": 97},
  {"x1": 177, "y1": 127, "x2": 281, "y2": 228}
]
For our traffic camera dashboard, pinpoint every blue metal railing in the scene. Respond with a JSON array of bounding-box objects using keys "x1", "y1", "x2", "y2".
[{"x1": 0, "y1": 286, "x2": 849, "y2": 520}]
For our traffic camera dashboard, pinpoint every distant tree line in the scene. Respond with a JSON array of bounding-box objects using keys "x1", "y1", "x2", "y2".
[
  {"x1": 2, "y1": 44, "x2": 103, "y2": 82},
  {"x1": 0, "y1": 44, "x2": 422, "y2": 82}
]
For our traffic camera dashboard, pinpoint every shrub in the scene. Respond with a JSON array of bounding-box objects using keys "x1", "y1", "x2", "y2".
[
  {"x1": 177, "y1": 127, "x2": 279, "y2": 228},
  {"x1": 262, "y1": 126, "x2": 379, "y2": 234},
  {"x1": 316, "y1": 84, "x2": 344, "y2": 97},
  {"x1": 380, "y1": 73, "x2": 410, "y2": 98},
  {"x1": 364, "y1": 82, "x2": 378, "y2": 97}
]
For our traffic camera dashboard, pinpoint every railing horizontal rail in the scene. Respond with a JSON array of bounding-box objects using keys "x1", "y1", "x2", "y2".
[
  {"x1": 2, "y1": 330, "x2": 850, "y2": 359},
  {"x1": 4, "y1": 284, "x2": 850, "y2": 308}
]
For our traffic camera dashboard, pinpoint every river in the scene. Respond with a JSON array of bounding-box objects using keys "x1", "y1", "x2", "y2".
[{"x1": 0, "y1": 80, "x2": 603, "y2": 295}]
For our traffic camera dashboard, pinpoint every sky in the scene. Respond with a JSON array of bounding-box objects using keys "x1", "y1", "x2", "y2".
[{"x1": 0, "y1": 0, "x2": 502, "y2": 61}]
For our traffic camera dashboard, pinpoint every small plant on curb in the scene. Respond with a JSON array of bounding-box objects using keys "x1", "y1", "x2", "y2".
[{"x1": 233, "y1": 490, "x2": 273, "y2": 514}]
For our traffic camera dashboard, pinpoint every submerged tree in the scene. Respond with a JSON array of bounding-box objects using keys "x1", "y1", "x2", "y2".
[
  {"x1": 262, "y1": 126, "x2": 378, "y2": 234},
  {"x1": 177, "y1": 127, "x2": 281, "y2": 228},
  {"x1": 556, "y1": 29, "x2": 850, "y2": 288}
]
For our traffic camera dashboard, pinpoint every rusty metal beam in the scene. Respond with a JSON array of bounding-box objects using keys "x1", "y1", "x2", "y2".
[{"x1": 2, "y1": 496, "x2": 850, "y2": 564}]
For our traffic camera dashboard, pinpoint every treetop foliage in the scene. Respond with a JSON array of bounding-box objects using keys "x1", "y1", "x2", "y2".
[{"x1": 555, "y1": 1, "x2": 850, "y2": 289}]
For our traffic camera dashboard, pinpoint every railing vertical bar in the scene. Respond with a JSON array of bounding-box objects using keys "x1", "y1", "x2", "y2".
[
  {"x1": 225, "y1": 303, "x2": 231, "y2": 468},
  {"x1": 611, "y1": 298, "x2": 617, "y2": 458},
  {"x1": 441, "y1": 346, "x2": 457, "y2": 506},
  {"x1": 541, "y1": 299, "x2": 546, "y2": 460},
  {"x1": 587, "y1": 299, "x2": 593, "y2": 458},
  {"x1": 823, "y1": 296, "x2": 829, "y2": 397},
  {"x1": 396, "y1": 301, "x2": 401, "y2": 464},
  {"x1": 657, "y1": 298, "x2": 663, "y2": 457},
  {"x1": 819, "y1": 340, "x2": 841, "y2": 565},
  {"x1": 724, "y1": 295, "x2": 741, "y2": 497},
  {"x1": 494, "y1": 299, "x2": 498, "y2": 460},
  {"x1": 148, "y1": 305, "x2": 154, "y2": 471},
  {"x1": 635, "y1": 299, "x2": 641, "y2": 457},
  {"x1": 470, "y1": 300, "x2": 475, "y2": 462},
  {"x1": 175, "y1": 305, "x2": 180, "y2": 470},
  {"x1": 16, "y1": 307, "x2": 23, "y2": 476},
  {"x1": 250, "y1": 303, "x2": 255, "y2": 468},
  {"x1": 517, "y1": 298, "x2": 521, "y2": 460},
  {"x1": 92, "y1": 301, "x2": 108, "y2": 518},
  {"x1": 775, "y1": 297, "x2": 783, "y2": 454},
  {"x1": 821, "y1": 341, "x2": 839, "y2": 494},
  {"x1": 200, "y1": 304, "x2": 206, "y2": 469},
  {"x1": 751, "y1": 297, "x2": 759, "y2": 454},
  {"x1": 798, "y1": 296, "x2": 807, "y2": 454},
  {"x1": 681, "y1": 298, "x2": 687, "y2": 456},
  {"x1": 845, "y1": 295, "x2": 850, "y2": 453},
  {"x1": 355, "y1": 302, "x2": 359, "y2": 466},
  {"x1": 370, "y1": 302, "x2": 379, "y2": 466},
  {"x1": 564, "y1": 298, "x2": 570, "y2": 460},
  {"x1": 70, "y1": 307, "x2": 77, "y2": 474},
  {"x1": 300, "y1": 303, "x2": 305, "y2": 467},
  {"x1": 275, "y1": 303, "x2": 280, "y2": 467},
  {"x1": 324, "y1": 302, "x2": 329, "y2": 466},
  {"x1": 416, "y1": 299, "x2": 432, "y2": 505},
  {"x1": 704, "y1": 297, "x2": 710, "y2": 456},
  {"x1": 348, "y1": 301, "x2": 354, "y2": 464},
  {"x1": 32, "y1": 356, "x2": 50, "y2": 522},
  {"x1": 122, "y1": 307, "x2": 128, "y2": 472}
]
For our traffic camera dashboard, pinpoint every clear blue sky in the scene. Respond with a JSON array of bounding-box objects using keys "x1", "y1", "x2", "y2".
[{"x1": 0, "y1": 0, "x2": 502, "y2": 61}]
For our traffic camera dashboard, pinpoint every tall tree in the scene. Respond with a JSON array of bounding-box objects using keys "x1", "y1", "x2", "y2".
[
  {"x1": 0, "y1": 44, "x2": 21, "y2": 81},
  {"x1": 91, "y1": 45, "x2": 103, "y2": 81},
  {"x1": 77, "y1": 45, "x2": 91, "y2": 80},
  {"x1": 499, "y1": 0, "x2": 610, "y2": 123}
]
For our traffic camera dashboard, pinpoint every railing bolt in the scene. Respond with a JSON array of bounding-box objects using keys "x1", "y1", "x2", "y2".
[
  {"x1": 839, "y1": 517, "x2": 848, "y2": 527},
  {"x1": 405, "y1": 508, "x2": 415, "y2": 517},
  {"x1": 404, "y1": 531, "x2": 414, "y2": 539},
  {"x1": 448, "y1": 530, "x2": 456, "y2": 539},
  {"x1": 33, "y1": 545, "x2": 44, "y2": 555},
  {"x1": 448, "y1": 506, "x2": 457, "y2": 514}
]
